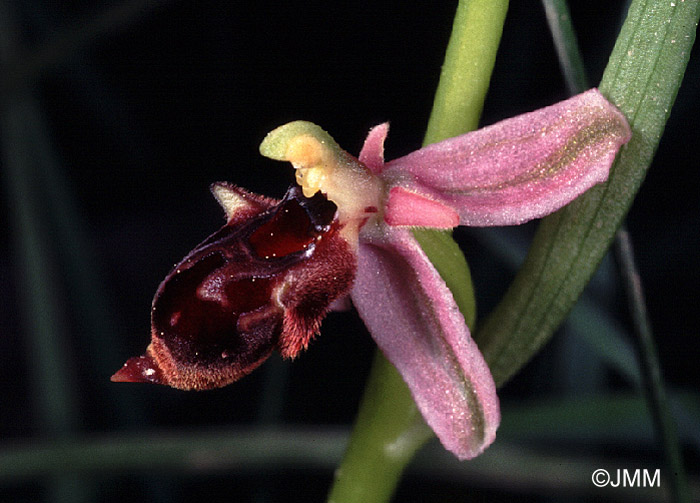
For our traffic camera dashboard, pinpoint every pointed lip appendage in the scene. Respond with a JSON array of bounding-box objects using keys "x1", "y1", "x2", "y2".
[{"x1": 111, "y1": 351, "x2": 165, "y2": 385}]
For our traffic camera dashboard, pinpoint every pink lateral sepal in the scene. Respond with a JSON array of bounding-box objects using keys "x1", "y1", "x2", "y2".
[
  {"x1": 358, "y1": 122, "x2": 389, "y2": 174},
  {"x1": 382, "y1": 89, "x2": 631, "y2": 226},
  {"x1": 385, "y1": 186, "x2": 460, "y2": 228},
  {"x1": 352, "y1": 224, "x2": 500, "y2": 459}
]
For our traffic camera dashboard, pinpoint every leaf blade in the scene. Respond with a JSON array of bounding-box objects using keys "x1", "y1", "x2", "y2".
[{"x1": 477, "y1": 0, "x2": 700, "y2": 388}]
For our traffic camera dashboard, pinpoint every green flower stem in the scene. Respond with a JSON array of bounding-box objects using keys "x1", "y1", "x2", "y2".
[
  {"x1": 476, "y1": 0, "x2": 700, "y2": 386},
  {"x1": 326, "y1": 352, "x2": 433, "y2": 503},
  {"x1": 423, "y1": 0, "x2": 510, "y2": 142},
  {"x1": 327, "y1": 1, "x2": 509, "y2": 502}
]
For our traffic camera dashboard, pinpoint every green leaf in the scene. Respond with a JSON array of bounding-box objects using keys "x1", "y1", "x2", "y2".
[{"x1": 476, "y1": 0, "x2": 700, "y2": 388}]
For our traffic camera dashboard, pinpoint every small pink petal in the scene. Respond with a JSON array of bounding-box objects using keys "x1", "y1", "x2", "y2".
[
  {"x1": 358, "y1": 122, "x2": 389, "y2": 174},
  {"x1": 383, "y1": 89, "x2": 631, "y2": 226},
  {"x1": 385, "y1": 186, "x2": 459, "y2": 228},
  {"x1": 352, "y1": 224, "x2": 500, "y2": 460}
]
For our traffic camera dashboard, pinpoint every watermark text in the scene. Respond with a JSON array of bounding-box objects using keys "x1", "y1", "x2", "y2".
[{"x1": 591, "y1": 468, "x2": 660, "y2": 488}]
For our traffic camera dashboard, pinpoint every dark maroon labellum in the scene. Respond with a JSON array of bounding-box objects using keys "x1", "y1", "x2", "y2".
[{"x1": 112, "y1": 185, "x2": 356, "y2": 390}]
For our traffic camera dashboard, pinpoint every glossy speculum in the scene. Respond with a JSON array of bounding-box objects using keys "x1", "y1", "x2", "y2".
[{"x1": 152, "y1": 186, "x2": 336, "y2": 359}]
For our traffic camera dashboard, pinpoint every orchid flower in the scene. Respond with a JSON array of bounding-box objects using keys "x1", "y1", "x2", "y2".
[{"x1": 112, "y1": 88, "x2": 630, "y2": 460}]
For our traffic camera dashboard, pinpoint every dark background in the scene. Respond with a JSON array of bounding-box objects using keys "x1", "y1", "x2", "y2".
[{"x1": 1, "y1": 0, "x2": 698, "y2": 501}]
